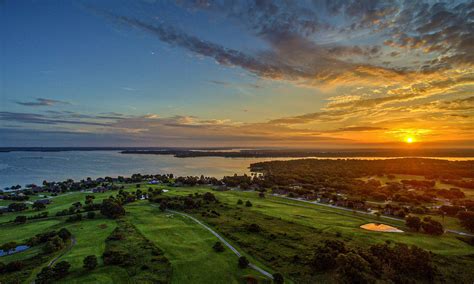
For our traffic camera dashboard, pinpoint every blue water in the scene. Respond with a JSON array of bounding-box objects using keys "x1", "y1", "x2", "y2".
[
  {"x1": 0, "y1": 151, "x2": 287, "y2": 188},
  {"x1": 0, "y1": 245, "x2": 30, "y2": 256},
  {"x1": 0, "y1": 151, "x2": 471, "y2": 189}
]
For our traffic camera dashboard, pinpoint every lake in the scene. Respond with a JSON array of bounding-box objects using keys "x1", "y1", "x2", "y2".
[{"x1": 0, "y1": 151, "x2": 472, "y2": 188}]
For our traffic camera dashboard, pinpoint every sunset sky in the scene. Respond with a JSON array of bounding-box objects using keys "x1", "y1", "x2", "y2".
[{"x1": 1, "y1": 0, "x2": 473, "y2": 148}]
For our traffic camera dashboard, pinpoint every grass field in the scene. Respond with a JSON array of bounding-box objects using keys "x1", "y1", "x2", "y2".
[
  {"x1": 159, "y1": 186, "x2": 474, "y2": 256},
  {"x1": 1, "y1": 183, "x2": 474, "y2": 283},
  {"x1": 360, "y1": 174, "x2": 474, "y2": 198},
  {"x1": 126, "y1": 201, "x2": 268, "y2": 284}
]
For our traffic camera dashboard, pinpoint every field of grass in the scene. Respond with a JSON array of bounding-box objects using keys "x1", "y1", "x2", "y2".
[
  {"x1": 2, "y1": 183, "x2": 474, "y2": 283},
  {"x1": 126, "y1": 201, "x2": 267, "y2": 284},
  {"x1": 160, "y1": 186, "x2": 473, "y2": 256},
  {"x1": 360, "y1": 174, "x2": 474, "y2": 198}
]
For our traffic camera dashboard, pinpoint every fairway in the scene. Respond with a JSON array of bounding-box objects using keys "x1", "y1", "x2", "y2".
[
  {"x1": 161, "y1": 186, "x2": 474, "y2": 256},
  {"x1": 126, "y1": 202, "x2": 265, "y2": 284}
]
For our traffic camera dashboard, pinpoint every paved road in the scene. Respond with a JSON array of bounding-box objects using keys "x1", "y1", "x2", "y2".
[
  {"x1": 48, "y1": 236, "x2": 76, "y2": 267},
  {"x1": 277, "y1": 195, "x2": 474, "y2": 237},
  {"x1": 150, "y1": 205, "x2": 273, "y2": 280}
]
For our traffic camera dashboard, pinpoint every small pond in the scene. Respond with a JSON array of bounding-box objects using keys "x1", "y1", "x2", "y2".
[{"x1": 0, "y1": 245, "x2": 30, "y2": 256}]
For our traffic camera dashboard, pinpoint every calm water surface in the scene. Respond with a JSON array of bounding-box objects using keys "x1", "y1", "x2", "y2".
[{"x1": 0, "y1": 151, "x2": 472, "y2": 188}]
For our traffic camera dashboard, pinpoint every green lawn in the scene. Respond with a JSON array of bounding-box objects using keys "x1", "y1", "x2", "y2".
[
  {"x1": 126, "y1": 201, "x2": 267, "y2": 284},
  {"x1": 1, "y1": 184, "x2": 473, "y2": 283},
  {"x1": 360, "y1": 174, "x2": 474, "y2": 198},
  {"x1": 161, "y1": 186, "x2": 474, "y2": 256}
]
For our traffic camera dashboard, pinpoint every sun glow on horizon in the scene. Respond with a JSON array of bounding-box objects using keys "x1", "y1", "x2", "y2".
[{"x1": 405, "y1": 137, "x2": 415, "y2": 144}]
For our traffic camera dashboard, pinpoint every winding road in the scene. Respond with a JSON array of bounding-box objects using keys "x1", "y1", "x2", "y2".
[
  {"x1": 48, "y1": 236, "x2": 76, "y2": 267},
  {"x1": 150, "y1": 205, "x2": 273, "y2": 280}
]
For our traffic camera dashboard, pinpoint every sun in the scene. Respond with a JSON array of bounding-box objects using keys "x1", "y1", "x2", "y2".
[{"x1": 405, "y1": 137, "x2": 414, "y2": 144}]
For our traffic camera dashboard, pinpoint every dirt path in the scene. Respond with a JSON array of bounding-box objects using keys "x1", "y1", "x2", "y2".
[
  {"x1": 150, "y1": 205, "x2": 273, "y2": 280},
  {"x1": 48, "y1": 236, "x2": 76, "y2": 267}
]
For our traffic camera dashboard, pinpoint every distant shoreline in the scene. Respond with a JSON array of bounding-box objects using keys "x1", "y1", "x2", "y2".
[{"x1": 1, "y1": 147, "x2": 474, "y2": 158}]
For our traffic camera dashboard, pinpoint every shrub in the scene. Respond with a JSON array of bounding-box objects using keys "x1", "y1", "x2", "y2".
[
  {"x1": 245, "y1": 200, "x2": 252, "y2": 207},
  {"x1": 83, "y1": 255, "x2": 98, "y2": 270},
  {"x1": 57, "y1": 228, "x2": 72, "y2": 241},
  {"x1": 457, "y1": 211, "x2": 474, "y2": 232},
  {"x1": 100, "y1": 199, "x2": 125, "y2": 219},
  {"x1": 273, "y1": 273, "x2": 284, "y2": 284},
  {"x1": 4, "y1": 261, "x2": 24, "y2": 272},
  {"x1": 87, "y1": 211, "x2": 96, "y2": 219},
  {"x1": 238, "y1": 256, "x2": 249, "y2": 268},
  {"x1": 14, "y1": 215, "x2": 27, "y2": 224},
  {"x1": 405, "y1": 215, "x2": 422, "y2": 231},
  {"x1": 247, "y1": 223, "x2": 261, "y2": 233},
  {"x1": 421, "y1": 217, "x2": 444, "y2": 235},
  {"x1": 43, "y1": 236, "x2": 65, "y2": 253},
  {"x1": 212, "y1": 242, "x2": 225, "y2": 252},
  {"x1": 237, "y1": 199, "x2": 243, "y2": 205}
]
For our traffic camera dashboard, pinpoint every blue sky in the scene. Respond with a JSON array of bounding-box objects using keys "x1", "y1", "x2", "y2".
[{"x1": 1, "y1": 0, "x2": 473, "y2": 147}]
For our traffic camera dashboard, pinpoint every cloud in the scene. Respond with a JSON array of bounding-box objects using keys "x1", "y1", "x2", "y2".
[
  {"x1": 330, "y1": 126, "x2": 386, "y2": 132},
  {"x1": 0, "y1": 112, "x2": 111, "y2": 126},
  {"x1": 16, "y1": 98, "x2": 71, "y2": 107}
]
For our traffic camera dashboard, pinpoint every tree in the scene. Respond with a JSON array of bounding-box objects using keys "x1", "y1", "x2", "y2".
[
  {"x1": 87, "y1": 211, "x2": 96, "y2": 219},
  {"x1": 1, "y1": 242, "x2": 17, "y2": 255},
  {"x1": 238, "y1": 256, "x2": 249, "y2": 268},
  {"x1": 247, "y1": 223, "x2": 261, "y2": 233},
  {"x1": 58, "y1": 228, "x2": 72, "y2": 241},
  {"x1": 36, "y1": 261, "x2": 70, "y2": 283},
  {"x1": 4, "y1": 261, "x2": 24, "y2": 272},
  {"x1": 212, "y1": 242, "x2": 225, "y2": 252},
  {"x1": 14, "y1": 215, "x2": 27, "y2": 224},
  {"x1": 52, "y1": 261, "x2": 71, "y2": 278},
  {"x1": 405, "y1": 215, "x2": 422, "y2": 231},
  {"x1": 421, "y1": 217, "x2": 444, "y2": 235},
  {"x1": 245, "y1": 200, "x2": 252, "y2": 207},
  {"x1": 237, "y1": 199, "x2": 243, "y2": 205},
  {"x1": 100, "y1": 198, "x2": 125, "y2": 219},
  {"x1": 83, "y1": 255, "x2": 98, "y2": 270},
  {"x1": 43, "y1": 236, "x2": 65, "y2": 253},
  {"x1": 33, "y1": 201, "x2": 46, "y2": 211},
  {"x1": 273, "y1": 273, "x2": 284, "y2": 284},
  {"x1": 8, "y1": 202, "x2": 27, "y2": 212},
  {"x1": 458, "y1": 211, "x2": 474, "y2": 232},
  {"x1": 335, "y1": 252, "x2": 375, "y2": 284},
  {"x1": 36, "y1": 267, "x2": 55, "y2": 284}
]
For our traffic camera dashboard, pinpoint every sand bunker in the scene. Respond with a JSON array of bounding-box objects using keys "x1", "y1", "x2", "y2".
[{"x1": 360, "y1": 223, "x2": 404, "y2": 233}]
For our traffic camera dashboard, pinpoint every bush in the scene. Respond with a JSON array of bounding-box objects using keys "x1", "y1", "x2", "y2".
[
  {"x1": 57, "y1": 228, "x2": 72, "y2": 241},
  {"x1": 100, "y1": 199, "x2": 125, "y2": 219},
  {"x1": 245, "y1": 200, "x2": 252, "y2": 207},
  {"x1": 336, "y1": 252, "x2": 375, "y2": 283},
  {"x1": 212, "y1": 242, "x2": 225, "y2": 252},
  {"x1": 43, "y1": 236, "x2": 65, "y2": 253},
  {"x1": 237, "y1": 199, "x2": 243, "y2": 205},
  {"x1": 14, "y1": 215, "x2": 27, "y2": 224},
  {"x1": 87, "y1": 211, "x2": 96, "y2": 219},
  {"x1": 405, "y1": 215, "x2": 422, "y2": 231},
  {"x1": 421, "y1": 217, "x2": 444, "y2": 235},
  {"x1": 273, "y1": 272, "x2": 284, "y2": 284},
  {"x1": 4, "y1": 261, "x2": 24, "y2": 272},
  {"x1": 52, "y1": 261, "x2": 71, "y2": 278},
  {"x1": 103, "y1": 250, "x2": 131, "y2": 266},
  {"x1": 247, "y1": 223, "x2": 261, "y2": 233},
  {"x1": 83, "y1": 255, "x2": 98, "y2": 270},
  {"x1": 36, "y1": 261, "x2": 71, "y2": 283},
  {"x1": 457, "y1": 211, "x2": 474, "y2": 232},
  {"x1": 238, "y1": 256, "x2": 249, "y2": 268},
  {"x1": 66, "y1": 213, "x2": 83, "y2": 222}
]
